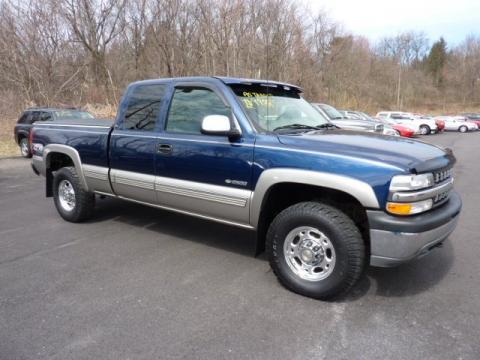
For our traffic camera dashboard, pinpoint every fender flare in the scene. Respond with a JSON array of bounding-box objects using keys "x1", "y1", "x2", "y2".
[
  {"x1": 249, "y1": 168, "x2": 380, "y2": 228},
  {"x1": 43, "y1": 144, "x2": 89, "y2": 191}
]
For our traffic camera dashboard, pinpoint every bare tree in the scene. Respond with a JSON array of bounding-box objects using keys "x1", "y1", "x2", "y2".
[
  {"x1": 62, "y1": 0, "x2": 127, "y2": 97},
  {"x1": 1, "y1": 0, "x2": 479, "y2": 118}
]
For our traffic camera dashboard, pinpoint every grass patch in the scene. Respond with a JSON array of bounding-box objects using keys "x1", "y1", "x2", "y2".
[
  {"x1": 0, "y1": 136, "x2": 18, "y2": 157},
  {"x1": 0, "y1": 117, "x2": 18, "y2": 157}
]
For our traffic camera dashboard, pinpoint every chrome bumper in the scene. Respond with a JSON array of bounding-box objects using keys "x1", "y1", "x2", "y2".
[{"x1": 368, "y1": 191, "x2": 462, "y2": 267}]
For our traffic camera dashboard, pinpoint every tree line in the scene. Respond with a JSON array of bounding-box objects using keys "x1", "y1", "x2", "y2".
[{"x1": 0, "y1": 0, "x2": 479, "y2": 117}]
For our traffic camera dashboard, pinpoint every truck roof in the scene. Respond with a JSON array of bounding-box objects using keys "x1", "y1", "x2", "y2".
[{"x1": 130, "y1": 76, "x2": 303, "y2": 92}]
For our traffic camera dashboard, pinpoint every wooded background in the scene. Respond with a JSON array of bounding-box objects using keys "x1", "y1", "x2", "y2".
[{"x1": 0, "y1": 0, "x2": 479, "y2": 119}]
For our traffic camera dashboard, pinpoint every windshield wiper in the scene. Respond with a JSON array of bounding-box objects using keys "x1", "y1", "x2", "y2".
[
  {"x1": 273, "y1": 124, "x2": 322, "y2": 132},
  {"x1": 316, "y1": 123, "x2": 339, "y2": 129}
]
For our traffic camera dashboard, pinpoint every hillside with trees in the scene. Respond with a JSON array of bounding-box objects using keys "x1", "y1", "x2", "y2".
[{"x1": 0, "y1": 0, "x2": 479, "y2": 119}]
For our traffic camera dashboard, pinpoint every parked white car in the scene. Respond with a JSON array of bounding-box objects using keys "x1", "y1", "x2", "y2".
[
  {"x1": 434, "y1": 116, "x2": 478, "y2": 132},
  {"x1": 376, "y1": 111, "x2": 438, "y2": 135},
  {"x1": 342, "y1": 110, "x2": 398, "y2": 136}
]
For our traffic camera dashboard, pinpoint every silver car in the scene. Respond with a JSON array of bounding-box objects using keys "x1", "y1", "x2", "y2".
[
  {"x1": 342, "y1": 110, "x2": 398, "y2": 136},
  {"x1": 312, "y1": 103, "x2": 384, "y2": 133}
]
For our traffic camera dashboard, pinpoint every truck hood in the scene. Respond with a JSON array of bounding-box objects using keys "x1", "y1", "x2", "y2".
[{"x1": 277, "y1": 130, "x2": 454, "y2": 173}]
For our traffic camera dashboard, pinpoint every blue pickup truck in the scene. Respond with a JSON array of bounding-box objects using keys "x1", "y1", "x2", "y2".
[{"x1": 30, "y1": 77, "x2": 462, "y2": 299}]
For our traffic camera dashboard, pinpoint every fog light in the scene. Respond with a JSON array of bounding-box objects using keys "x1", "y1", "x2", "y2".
[{"x1": 387, "y1": 199, "x2": 433, "y2": 215}]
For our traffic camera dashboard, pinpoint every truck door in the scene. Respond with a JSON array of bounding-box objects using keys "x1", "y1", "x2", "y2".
[
  {"x1": 154, "y1": 83, "x2": 254, "y2": 226},
  {"x1": 109, "y1": 83, "x2": 168, "y2": 203}
]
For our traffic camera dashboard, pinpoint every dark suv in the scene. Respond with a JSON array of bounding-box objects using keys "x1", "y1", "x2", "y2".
[{"x1": 14, "y1": 108, "x2": 94, "y2": 157}]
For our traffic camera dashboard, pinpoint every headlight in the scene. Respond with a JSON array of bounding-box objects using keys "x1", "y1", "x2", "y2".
[
  {"x1": 389, "y1": 173, "x2": 434, "y2": 191},
  {"x1": 386, "y1": 199, "x2": 433, "y2": 215}
]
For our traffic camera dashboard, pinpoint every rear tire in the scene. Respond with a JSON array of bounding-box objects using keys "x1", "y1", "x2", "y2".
[
  {"x1": 19, "y1": 138, "x2": 31, "y2": 158},
  {"x1": 419, "y1": 125, "x2": 431, "y2": 135},
  {"x1": 394, "y1": 129, "x2": 401, "y2": 136},
  {"x1": 266, "y1": 202, "x2": 365, "y2": 300},
  {"x1": 53, "y1": 166, "x2": 95, "y2": 222},
  {"x1": 459, "y1": 125, "x2": 468, "y2": 133}
]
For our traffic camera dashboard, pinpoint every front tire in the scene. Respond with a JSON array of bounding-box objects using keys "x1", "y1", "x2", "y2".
[
  {"x1": 419, "y1": 125, "x2": 431, "y2": 135},
  {"x1": 459, "y1": 125, "x2": 468, "y2": 133},
  {"x1": 266, "y1": 202, "x2": 365, "y2": 300},
  {"x1": 19, "y1": 138, "x2": 31, "y2": 158},
  {"x1": 53, "y1": 167, "x2": 95, "y2": 222}
]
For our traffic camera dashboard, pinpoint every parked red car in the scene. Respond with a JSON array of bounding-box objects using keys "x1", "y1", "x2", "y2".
[
  {"x1": 462, "y1": 113, "x2": 480, "y2": 128},
  {"x1": 464, "y1": 118, "x2": 480, "y2": 128},
  {"x1": 392, "y1": 124, "x2": 415, "y2": 137}
]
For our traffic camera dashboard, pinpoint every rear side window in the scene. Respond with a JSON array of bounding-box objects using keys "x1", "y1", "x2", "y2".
[
  {"x1": 40, "y1": 112, "x2": 52, "y2": 121},
  {"x1": 166, "y1": 87, "x2": 230, "y2": 134},
  {"x1": 31, "y1": 112, "x2": 41, "y2": 123},
  {"x1": 123, "y1": 84, "x2": 167, "y2": 131},
  {"x1": 17, "y1": 112, "x2": 29, "y2": 124}
]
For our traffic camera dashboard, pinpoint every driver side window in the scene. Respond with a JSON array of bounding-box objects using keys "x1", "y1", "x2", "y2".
[{"x1": 166, "y1": 87, "x2": 230, "y2": 134}]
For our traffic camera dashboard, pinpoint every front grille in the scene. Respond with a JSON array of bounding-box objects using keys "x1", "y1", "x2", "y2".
[
  {"x1": 433, "y1": 167, "x2": 452, "y2": 184},
  {"x1": 431, "y1": 166, "x2": 454, "y2": 207}
]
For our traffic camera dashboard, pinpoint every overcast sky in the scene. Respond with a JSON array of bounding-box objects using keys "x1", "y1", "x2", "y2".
[{"x1": 306, "y1": 0, "x2": 480, "y2": 46}]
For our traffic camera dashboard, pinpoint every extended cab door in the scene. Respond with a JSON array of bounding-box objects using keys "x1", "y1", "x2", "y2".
[
  {"x1": 154, "y1": 82, "x2": 255, "y2": 226},
  {"x1": 109, "y1": 83, "x2": 168, "y2": 203}
]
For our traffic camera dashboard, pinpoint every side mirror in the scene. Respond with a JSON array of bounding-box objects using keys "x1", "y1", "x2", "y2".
[{"x1": 201, "y1": 115, "x2": 241, "y2": 139}]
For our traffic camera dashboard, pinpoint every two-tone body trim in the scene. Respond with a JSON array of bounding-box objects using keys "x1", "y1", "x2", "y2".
[
  {"x1": 83, "y1": 164, "x2": 109, "y2": 181},
  {"x1": 250, "y1": 168, "x2": 380, "y2": 228},
  {"x1": 96, "y1": 192, "x2": 255, "y2": 230},
  {"x1": 155, "y1": 176, "x2": 249, "y2": 207},
  {"x1": 43, "y1": 144, "x2": 89, "y2": 191},
  {"x1": 114, "y1": 175, "x2": 155, "y2": 190},
  {"x1": 105, "y1": 168, "x2": 253, "y2": 227},
  {"x1": 83, "y1": 164, "x2": 113, "y2": 194},
  {"x1": 154, "y1": 175, "x2": 251, "y2": 224}
]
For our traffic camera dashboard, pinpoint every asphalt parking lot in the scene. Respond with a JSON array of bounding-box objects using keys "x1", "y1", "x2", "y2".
[{"x1": 1, "y1": 131, "x2": 479, "y2": 360}]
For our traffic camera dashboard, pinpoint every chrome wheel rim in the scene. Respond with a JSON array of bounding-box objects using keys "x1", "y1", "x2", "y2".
[
  {"x1": 20, "y1": 140, "x2": 29, "y2": 156},
  {"x1": 420, "y1": 126, "x2": 428, "y2": 135},
  {"x1": 283, "y1": 226, "x2": 336, "y2": 281},
  {"x1": 58, "y1": 180, "x2": 76, "y2": 211}
]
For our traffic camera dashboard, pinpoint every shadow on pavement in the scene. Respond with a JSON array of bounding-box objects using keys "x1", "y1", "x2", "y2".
[
  {"x1": 90, "y1": 197, "x2": 257, "y2": 257},
  {"x1": 90, "y1": 196, "x2": 454, "y2": 299}
]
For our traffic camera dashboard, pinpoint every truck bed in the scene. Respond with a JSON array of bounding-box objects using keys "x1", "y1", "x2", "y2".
[
  {"x1": 44, "y1": 118, "x2": 114, "y2": 127},
  {"x1": 33, "y1": 118, "x2": 113, "y2": 168}
]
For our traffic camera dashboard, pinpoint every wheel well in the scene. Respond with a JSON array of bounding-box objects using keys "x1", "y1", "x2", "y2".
[
  {"x1": 45, "y1": 152, "x2": 74, "y2": 197},
  {"x1": 255, "y1": 183, "x2": 370, "y2": 255},
  {"x1": 47, "y1": 152, "x2": 74, "y2": 171}
]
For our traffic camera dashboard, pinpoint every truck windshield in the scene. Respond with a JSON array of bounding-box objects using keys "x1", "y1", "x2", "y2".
[{"x1": 229, "y1": 84, "x2": 329, "y2": 132}]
